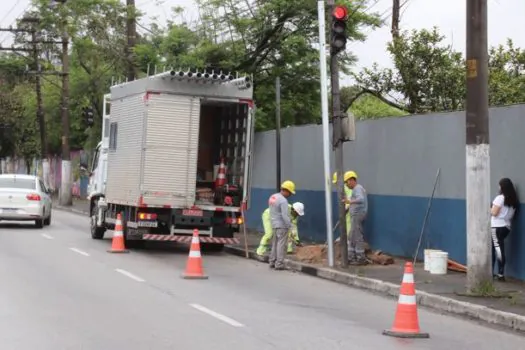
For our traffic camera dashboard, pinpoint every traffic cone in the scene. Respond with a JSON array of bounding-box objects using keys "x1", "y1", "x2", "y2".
[
  {"x1": 215, "y1": 158, "x2": 227, "y2": 187},
  {"x1": 383, "y1": 262, "x2": 429, "y2": 338},
  {"x1": 108, "y1": 213, "x2": 129, "y2": 254},
  {"x1": 182, "y1": 229, "x2": 208, "y2": 279}
]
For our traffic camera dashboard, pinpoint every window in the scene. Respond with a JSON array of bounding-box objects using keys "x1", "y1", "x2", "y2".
[
  {"x1": 0, "y1": 177, "x2": 36, "y2": 190},
  {"x1": 91, "y1": 146, "x2": 100, "y2": 172},
  {"x1": 109, "y1": 122, "x2": 118, "y2": 150},
  {"x1": 39, "y1": 180, "x2": 47, "y2": 193}
]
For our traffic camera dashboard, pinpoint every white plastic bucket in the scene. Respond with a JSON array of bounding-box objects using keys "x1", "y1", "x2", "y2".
[
  {"x1": 429, "y1": 251, "x2": 448, "y2": 275},
  {"x1": 424, "y1": 249, "x2": 441, "y2": 271}
]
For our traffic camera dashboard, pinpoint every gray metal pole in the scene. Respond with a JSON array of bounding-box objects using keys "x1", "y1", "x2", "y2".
[
  {"x1": 327, "y1": 0, "x2": 347, "y2": 267},
  {"x1": 318, "y1": 0, "x2": 335, "y2": 267},
  {"x1": 276, "y1": 77, "x2": 281, "y2": 191},
  {"x1": 466, "y1": 0, "x2": 491, "y2": 291}
]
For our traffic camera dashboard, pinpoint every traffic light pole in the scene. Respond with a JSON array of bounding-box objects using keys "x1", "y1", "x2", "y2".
[
  {"x1": 317, "y1": 0, "x2": 335, "y2": 267},
  {"x1": 327, "y1": 0, "x2": 348, "y2": 267}
]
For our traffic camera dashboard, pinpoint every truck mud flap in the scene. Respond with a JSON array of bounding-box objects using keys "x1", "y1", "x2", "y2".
[{"x1": 142, "y1": 234, "x2": 239, "y2": 245}]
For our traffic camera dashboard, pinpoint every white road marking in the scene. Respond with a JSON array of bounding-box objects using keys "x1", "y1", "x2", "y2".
[
  {"x1": 190, "y1": 303, "x2": 245, "y2": 328},
  {"x1": 69, "y1": 247, "x2": 90, "y2": 257},
  {"x1": 41, "y1": 234, "x2": 54, "y2": 240},
  {"x1": 115, "y1": 268, "x2": 145, "y2": 282}
]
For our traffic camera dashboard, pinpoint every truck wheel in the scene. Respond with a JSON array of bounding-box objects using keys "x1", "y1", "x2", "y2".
[
  {"x1": 90, "y1": 205, "x2": 106, "y2": 239},
  {"x1": 201, "y1": 243, "x2": 224, "y2": 252}
]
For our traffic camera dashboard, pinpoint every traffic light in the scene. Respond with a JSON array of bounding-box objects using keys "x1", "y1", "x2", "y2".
[
  {"x1": 331, "y1": 5, "x2": 348, "y2": 55},
  {"x1": 82, "y1": 106, "x2": 94, "y2": 127}
]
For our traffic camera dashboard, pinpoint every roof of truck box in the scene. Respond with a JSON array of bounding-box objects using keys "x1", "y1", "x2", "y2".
[{"x1": 110, "y1": 70, "x2": 253, "y2": 101}]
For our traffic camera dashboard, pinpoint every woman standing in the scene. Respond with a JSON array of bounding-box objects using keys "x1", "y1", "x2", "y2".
[{"x1": 491, "y1": 178, "x2": 519, "y2": 281}]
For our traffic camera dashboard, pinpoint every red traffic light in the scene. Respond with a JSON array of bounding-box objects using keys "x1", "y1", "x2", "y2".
[{"x1": 332, "y1": 5, "x2": 348, "y2": 20}]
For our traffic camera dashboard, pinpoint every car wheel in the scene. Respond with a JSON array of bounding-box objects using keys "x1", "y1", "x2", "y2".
[
  {"x1": 35, "y1": 218, "x2": 44, "y2": 229},
  {"x1": 44, "y1": 213, "x2": 51, "y2": 226}
]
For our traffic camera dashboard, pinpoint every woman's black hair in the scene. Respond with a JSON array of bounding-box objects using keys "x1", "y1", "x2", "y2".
[{"x1": 499, "y1": 178, "x2": 519, "y2": 209}]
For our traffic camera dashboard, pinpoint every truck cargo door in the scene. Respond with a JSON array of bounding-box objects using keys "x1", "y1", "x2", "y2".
[{"x1": 142, "y1": 93, "x2": 200, "y2": 207}]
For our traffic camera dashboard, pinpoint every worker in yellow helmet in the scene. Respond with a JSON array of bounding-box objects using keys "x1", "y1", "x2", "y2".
[
  {"x1": 342, "y1": 170, "x2": 368, "y2": 265},
  {"x1": 267, "y1": 180, "x2": 296, "y2": 270},
  {"x1": 333, "y1": 171, "x2": 353, "y2": 239},
  {"x1": 256, "y1": 201, "x2": 305, "y2": 257}
]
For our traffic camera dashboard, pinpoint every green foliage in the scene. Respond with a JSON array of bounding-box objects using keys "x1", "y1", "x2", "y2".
[
  {"x1": 340, "y1": 85, "x2": 406, "y2": 120},
  {"x1": 354, "y1": 28, "x2": 525, "y2": 115}
]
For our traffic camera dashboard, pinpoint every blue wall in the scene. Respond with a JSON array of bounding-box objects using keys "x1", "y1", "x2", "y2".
[{"x1": 246, "y1": 187, "x2": 525, "y2": 280}]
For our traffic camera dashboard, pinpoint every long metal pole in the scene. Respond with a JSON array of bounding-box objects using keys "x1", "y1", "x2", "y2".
[
  {"x1": 466, "y1": 0, "x2": 491, "y2": 291},
  {"x1": 328, "y1": 0, "x2": 348, "y2": 267},
  {"x1": 318, "y1": 0, "x2": 334, "y2": 267},
  {"x1": 275, "y1": 77, "x2": 281, "y2": 191}
]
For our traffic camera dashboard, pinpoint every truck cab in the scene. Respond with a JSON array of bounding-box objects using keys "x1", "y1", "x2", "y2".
[{"x1": 87, "y1": 94, "x2": 110, "y2": 229}]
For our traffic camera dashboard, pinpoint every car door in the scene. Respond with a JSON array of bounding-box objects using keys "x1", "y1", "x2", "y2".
[{"x1": 38, "y1": 179, "x2": 51, "y2": 215}]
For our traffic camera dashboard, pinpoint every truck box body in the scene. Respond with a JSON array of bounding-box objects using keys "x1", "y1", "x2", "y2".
[{"x1": 105, "y1": 72, "x2": 255, "y2": 214}]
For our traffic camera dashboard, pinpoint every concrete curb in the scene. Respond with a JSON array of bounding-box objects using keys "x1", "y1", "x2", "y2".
[
  {"x1": 54, "y1": 205, "x2": 89, "y2": 216},
  {"x1": 224, "y1": 245, "x2": 525, "y2": 333}
]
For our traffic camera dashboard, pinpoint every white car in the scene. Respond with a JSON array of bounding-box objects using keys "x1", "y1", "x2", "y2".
[{"x1": 0, "y1": 174, "x2": 52, "y2": 228}]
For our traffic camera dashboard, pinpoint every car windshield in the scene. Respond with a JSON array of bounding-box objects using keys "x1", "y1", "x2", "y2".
[{"x1": 0, "y1": 178, "x2": 36, "y2": 190}]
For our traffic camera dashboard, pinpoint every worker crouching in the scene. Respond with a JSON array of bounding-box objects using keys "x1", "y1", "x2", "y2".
[
  {"x1": 256, "y1": 201, "x2": 305, "y2": 257},
  {"x1": 267, "y1": 180, "x2": 296, "y2": 270}
]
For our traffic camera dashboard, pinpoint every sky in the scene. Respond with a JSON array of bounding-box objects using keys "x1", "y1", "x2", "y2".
[{"x1": 1, "y1": 0, "x2": 524, "y2": 86}]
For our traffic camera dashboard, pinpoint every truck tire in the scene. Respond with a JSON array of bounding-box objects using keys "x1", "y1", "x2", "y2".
[{"x1": 90, "y1": 204, "x2": 106, "y2": 239}]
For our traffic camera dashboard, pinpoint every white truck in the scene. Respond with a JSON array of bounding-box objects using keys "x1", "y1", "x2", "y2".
[{"x1": 87, "y1": 70, "x2": 255, "y2": 250}]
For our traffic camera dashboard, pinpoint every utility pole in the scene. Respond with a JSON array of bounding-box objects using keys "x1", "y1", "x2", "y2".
[
  {"x1": 126, "y1": 0, "x2": 137, "y2": 81},
  {"x1": 465, "y1": 0, "x2": 491, "y2": 291},
  {"x1": 30, "y1": 28, "x2": 49, "y2": 188},
  {"x1": 275, "y1": 77, "x2": 281, "y2": 191},
  {"x1": 328, "y1": 0, "x2": 348, "y2": 267},
  {"x1": 55, "y1": 0, "x2": 72, "y2": 206},
  {"x1": 391, "y1": 0, "x2": 400, "y2": 38},
  {"x1": 317, "y1": 0, "x2": 335, "y2": 267}
]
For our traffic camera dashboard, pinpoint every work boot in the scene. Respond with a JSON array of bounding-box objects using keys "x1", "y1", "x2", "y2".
[{"x1": 350, "y1": 257, "x2": 368, "y2": 266}]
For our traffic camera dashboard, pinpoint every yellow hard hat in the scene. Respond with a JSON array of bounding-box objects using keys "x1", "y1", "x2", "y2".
[
  {"x1": 344, "y1": 170, "x2": 358, "y2": 182},
  {"x1": 281, "y1": 180, "x2": 296, "y2": 194},
  {"x1": 332, "y1": 172, "x2": 337, "y2": 184}
]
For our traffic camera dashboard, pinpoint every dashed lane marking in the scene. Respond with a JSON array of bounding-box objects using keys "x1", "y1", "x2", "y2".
[
  {"x1": 190, "y1": 303, "x2": 245, "y2": 328},
  {"x1": 69, "y1": 247, "x2": 90, "y2": 257},
  {"x1": 115, "y1": 268, "x2": 145, "y2": 282},
  {"x1": 41, "y1": 234, "x2": 54, "y2": 240}
]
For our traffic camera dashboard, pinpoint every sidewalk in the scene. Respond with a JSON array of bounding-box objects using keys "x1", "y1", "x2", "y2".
[
  {"x1": 53, "y1": 198, "x2": 90, "y2": 215},
  {"x1": 229, "y1": 231, "x2": 525, "y2": 333},
  {"x1": 53, "y1": 200, "x2": 525, "y2": 332}
]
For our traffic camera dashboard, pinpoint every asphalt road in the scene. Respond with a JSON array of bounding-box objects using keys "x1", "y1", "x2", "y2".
[{"x1": 0, "y1": 210, "x2": 523, "y2": 350}]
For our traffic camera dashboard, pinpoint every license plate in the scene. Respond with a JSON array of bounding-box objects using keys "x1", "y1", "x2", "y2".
[
  {"x1": 0, "y1": 208, "x2": 16, "y2": 213},
  {"x1": 183, "y1": 209, "x2": 203, "y2": 217},
  {"x1": 138, "y1": 221, "x2": 158, "y2": 228}
]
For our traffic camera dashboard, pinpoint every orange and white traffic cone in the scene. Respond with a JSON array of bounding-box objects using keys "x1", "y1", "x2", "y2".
[
  {"x1": 108, "y1": 213, "x2": 129, "y2": 254},
  {"x1": 383, "y1": 262, "x2": 429, "y2": 338},
  {"x1": 182, "y1": 229, "x2": 208, "y2": 279},
  {"x1": 215, "y1": 158, "x2": 227, "y2": 188}
]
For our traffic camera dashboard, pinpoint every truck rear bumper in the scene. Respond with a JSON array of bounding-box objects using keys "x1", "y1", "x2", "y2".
[{"x1": 142, "y1": 234, "x2": 239, "y2": 244}]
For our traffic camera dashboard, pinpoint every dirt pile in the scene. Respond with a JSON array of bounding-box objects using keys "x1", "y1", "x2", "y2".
[{"x1": 295, "y1": 241, "x2": 394, "y2": 266}]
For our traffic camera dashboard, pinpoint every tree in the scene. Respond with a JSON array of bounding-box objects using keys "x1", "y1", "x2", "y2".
[
  {"x1": 488, "y1": 39, "x2": 525, "y2": 106},
  {"x1": 354, "y1": 27, "x2": 465, "y2": 114},
  {"x1": 340, "y1": 86, "x2": 406, "y2": 119}
]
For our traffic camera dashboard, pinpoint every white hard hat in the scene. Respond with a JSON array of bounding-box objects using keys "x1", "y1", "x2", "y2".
[{"x1": 292, "y1": 202, "x2": 305, "y2": 216}]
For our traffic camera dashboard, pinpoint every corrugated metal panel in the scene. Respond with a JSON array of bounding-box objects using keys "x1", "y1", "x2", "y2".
[
  {"x1": 105, "y1": 94, "x2": 145, "y2": 204},
  {"x1": 142, "y1": 94, "x2": 200, "y2": 207}
]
